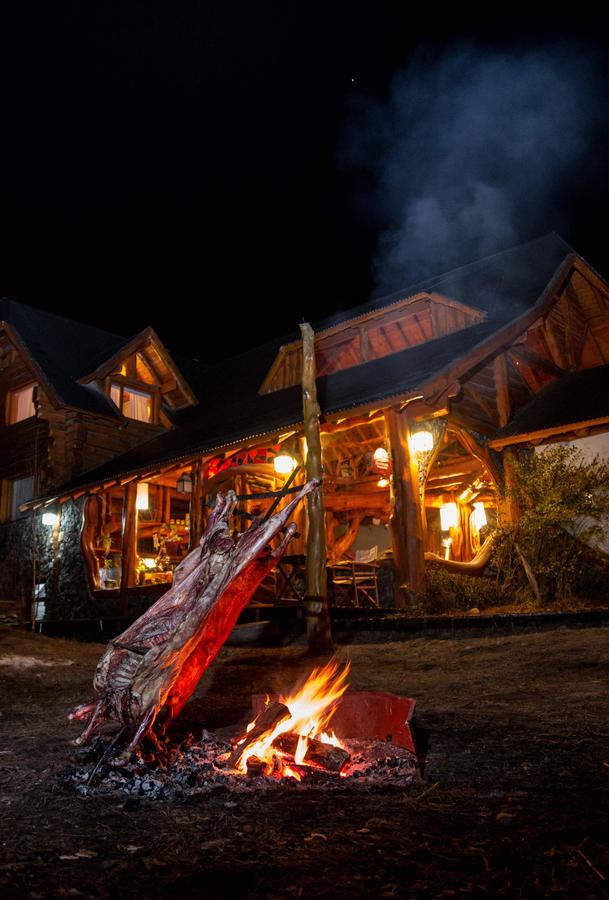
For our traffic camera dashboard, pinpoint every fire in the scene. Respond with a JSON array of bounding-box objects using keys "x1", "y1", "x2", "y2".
[{"x1": 233, "y1": 659, "x2": 351, "y2": 778}]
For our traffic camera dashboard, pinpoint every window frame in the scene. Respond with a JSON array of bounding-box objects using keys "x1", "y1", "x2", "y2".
[
  {"x1": 108, "y1": 376, "x2": 159, "y2": 424},
  {"x1": 5, "y1": 382, "x2": 37, "y2": 426}
]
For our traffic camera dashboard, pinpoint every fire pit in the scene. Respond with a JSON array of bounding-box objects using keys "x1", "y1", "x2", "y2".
[
  {"x1": 224, "y1": 660, "x2": 417, "y2": 781},
  {"x1": 61, "y1": 660, "x2": 421, "y2": 801}
]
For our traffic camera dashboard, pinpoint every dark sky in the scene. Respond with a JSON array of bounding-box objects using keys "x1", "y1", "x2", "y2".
[{"x1": 3, "y1": 5, "x2": 609, "y2": 361}]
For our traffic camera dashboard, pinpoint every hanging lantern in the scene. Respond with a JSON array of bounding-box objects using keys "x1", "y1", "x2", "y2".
[
  {"x1": 274, "y1": 453, "x2": 297, "y2": 475},
  {"x1": 42, "y1": 510, "x2": 59, "y2": 526},
  {"x1": 377, "y1": 477, "x2": 389, "y2": 488},
  {"x1": 372, "y1": 446, "x2": 390, "y2": 475},
  {"x1": 410, "y1": 430, "x2": 434, "y2": 453},
  {"x1": 176, "y1": 471, "x2": 193, "y2": 494},
  {"x1": 136, "y1": 482, "x2": 149, "y2": 510},
  {"x1": 440, "y1": 502, "x2": 458, "y2": 531},
  {"x1": 472, "y1": 501, "x2": 487, "y2": 529}
]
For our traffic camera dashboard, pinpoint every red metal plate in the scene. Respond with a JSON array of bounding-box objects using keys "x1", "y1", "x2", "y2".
[{"x1": 251, "y1": 691, "x2": 416, "y2": 754}]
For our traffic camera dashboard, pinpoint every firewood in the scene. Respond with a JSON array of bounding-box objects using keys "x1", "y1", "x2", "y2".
[
  {"x1": 245, "y1": 756, "x2": 267, "y2": 777},
  {"x1": 273, "y1": 733, "x2": 351, "y2": 773},
  {"x1": 228, "y1": 701, "x2": 291, "y2": 768}
]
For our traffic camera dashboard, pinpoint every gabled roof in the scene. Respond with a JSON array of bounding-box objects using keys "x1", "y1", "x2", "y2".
[
  {"x1": 314, "y1": 232, "x2": 575, "y2": 333},
  {"x1": 78, "y1": 325, "x2": 198, "y2": 409},
  {"x1": 0, "y1": 298, "x2": 129, "y2": 415},
  {"x1": 39, "y1": 233, "x2": 587, "y2": 501},
  {"x1": 490, "y1": 364, "x2": 609, "y2": 448},
  {"x1": 0, "y1": 299, "x2": 200, "y2": 416}
]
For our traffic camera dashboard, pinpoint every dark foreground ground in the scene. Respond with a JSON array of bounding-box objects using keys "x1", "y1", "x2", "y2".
[{"x1": 1, "y1": 625, "x2": 608, "y2": 898}]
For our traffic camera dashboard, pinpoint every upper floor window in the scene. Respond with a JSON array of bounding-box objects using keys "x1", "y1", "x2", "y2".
[
  {"x1": 110, "y1": 383, "x2": 153, "y2": 423},
  {"x1": 6, "y1": 383, "x2": 36, "y2": 424},
  {"x1": 0, "y1": 475, "x2": 35, "y2": 522}
]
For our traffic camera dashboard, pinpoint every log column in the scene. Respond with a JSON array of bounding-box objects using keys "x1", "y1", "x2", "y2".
[
  {"x1": 300, "y1": 322, "x2": 333, "y2": 652},
  {"x1": 384, "y1": 406, "x2": 425, "y2": 604},
  {"x1": 189, "y1": 460, "x2": 204, "y2": 550},
  {"x1": 499, "y1": 447, "x2": 520, "y2": 527},
  {"x1": 119, "y1": 480, "x2": 138, "y2": 615}
]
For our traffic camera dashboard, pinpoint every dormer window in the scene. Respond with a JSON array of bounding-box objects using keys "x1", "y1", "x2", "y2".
[
  {"x1": 110, "y1": 383, "x2": 153, "y2": 423},
  {"x1": 78, "y1": 327, "x2": 197, "y2": 423},
  {"x1": 6, "y1": 383, "x2": 36, "y2": 424}
]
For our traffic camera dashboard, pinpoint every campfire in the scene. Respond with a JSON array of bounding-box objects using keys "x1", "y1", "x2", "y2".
[
  {"x1": 64, "y1": 480, "x2": 421, "y2": 800},
  {"x1": 63, "y1": 659, "x2": 420, "y2": 801},
  {"x1": 224, "y1": 659, "x2": 352, "y2": 781}
]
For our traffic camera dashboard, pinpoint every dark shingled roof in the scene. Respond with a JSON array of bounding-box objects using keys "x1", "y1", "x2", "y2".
[
  {"x1": 493, "y1": 365, "x2": 609, "y2": 443},
  {"x1": 46, "y1": 233, "x2": 578, "y2": 497},
  {"x1": 313, "y1": 232, "x2": 574, "y2": 334},
  {"x1": 0, "y1": 297, "x2": 129, "y2": 416}
]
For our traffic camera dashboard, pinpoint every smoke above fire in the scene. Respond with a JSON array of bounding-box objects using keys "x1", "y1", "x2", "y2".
[{"x1": 340, "y1": 43, "x2": 603, "y2": 292}]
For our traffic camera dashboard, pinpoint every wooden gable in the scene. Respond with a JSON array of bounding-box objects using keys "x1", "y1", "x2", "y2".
[
  {"x1": 449, "y1": 259, "x2": 609, "y2": 438},
  {"x1": 259, "y1": 292, "x2": 486, "y2": 394},
  {"x1": 78, "y1": 327, "x2": 197, "y2": 412}
]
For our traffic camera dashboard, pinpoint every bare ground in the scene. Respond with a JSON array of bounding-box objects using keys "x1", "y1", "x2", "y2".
[{"x1": 1, "y1": 624, "x2": 609, "y2": 898}]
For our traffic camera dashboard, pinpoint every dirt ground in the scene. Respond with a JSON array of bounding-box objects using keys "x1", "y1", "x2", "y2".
[{"x1": 1, "y1": 625, "x2": 609, "y2": 899}]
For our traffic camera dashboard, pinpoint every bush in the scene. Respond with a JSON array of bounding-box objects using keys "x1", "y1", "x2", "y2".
[
  {"x1": 421, "y1": 445, "x2": 609, "y2": 613},
  {"x1": 498, "y1": 445, "x2": 609, "y2": 606}
]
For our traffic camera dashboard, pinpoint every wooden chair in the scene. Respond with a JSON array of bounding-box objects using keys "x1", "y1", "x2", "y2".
[{"x1": 328, "y1": 561, "x2": 380, "y2": 608}]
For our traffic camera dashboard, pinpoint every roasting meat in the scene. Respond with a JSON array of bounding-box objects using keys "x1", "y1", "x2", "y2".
[{"x1": 70, "y1": 479, "x2": 318, "y2": 753}]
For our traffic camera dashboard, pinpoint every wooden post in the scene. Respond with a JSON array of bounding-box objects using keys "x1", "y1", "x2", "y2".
[
  {"x1": 300, "y1": 322, "x2": 333, "y2": 652},
  {"x1": 119, "y1": 480, "x2": 138, "y2": 615},
  {"x1": 493, "y1": 353, "x2": 511, "y2": 428},
  {"x1": 384, "y1": 406, "x2": 425, "y2": 604},
  {"x1": 499, "y1": 447, "x2": 520, "y2": 527},
  {"x1": 189, "y1": 461, "x2": 204, "y2": 551},
  {"x1": 81, "y1": 495, "x2": 102, "y2": 590},
  {"x1": 162, "y1": 485, "x2": 171, "y2": 524}
]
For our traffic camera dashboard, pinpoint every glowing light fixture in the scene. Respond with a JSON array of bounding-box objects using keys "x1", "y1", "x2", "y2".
[
  {"x1": 440, "y1": 502, "x2": 459, "y2": 531},
  {"x1": 176, "y1": 471, "x2": 193, "y2": 494},
  {"x1": 377, "y1": 477, "x2": 390, "y2": 488},
  {"x1": 142, "y1": 557, "x2": 157, "y2": 569},
  {"x1": 274, "y1": 453, "x2": 297, "y2": 475},
  {"x1": 472, "y1": 501, "x2": 487, "y2": 529},
  {"x1": 372, "y1": 446, "x2": 390, "y2": 476},
  {"x1": 373, "y1": 447, "x2": 389, "y2": 465},
  {"x1": 410, "y1": 430, "x2": 433, "y2": 453},
  {"x1": 136, "y1": 482, "x2": 149, "y2": 510},
  {"x1": 42, "y1": 511, "x2": 59, "y2": 526}
]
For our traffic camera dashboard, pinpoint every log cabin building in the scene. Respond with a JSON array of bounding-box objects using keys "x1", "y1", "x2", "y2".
[{"x1": 3, "y1": 233, "x2": 609, "y2": 620}]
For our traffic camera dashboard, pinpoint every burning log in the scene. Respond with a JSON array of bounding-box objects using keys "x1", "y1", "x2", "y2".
[
  {"x1": 273, "y1": 733, "x2": 351, "y2": 773},
  {"x1": 228, "y1": 701, "x2": 292, "y2": 769},
  {"x1": 69, "y1": 479, "x2": 319, "y2": 755}
]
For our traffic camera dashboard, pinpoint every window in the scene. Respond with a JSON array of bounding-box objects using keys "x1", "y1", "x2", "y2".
[
  {"x1": 0, "y1": 476, "x2": 35, "y2": 522},
  {"x1": 110, "y1": 383, "x2": 153, "y2": 423},
  {"x1": 6, "y1": 384, "x2": 36, "y2": 424}
]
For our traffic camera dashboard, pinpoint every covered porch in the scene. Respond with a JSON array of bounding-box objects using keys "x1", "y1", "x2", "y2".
[{"x1": 43, "y1": 399, "x2": 501, "y2": 615}]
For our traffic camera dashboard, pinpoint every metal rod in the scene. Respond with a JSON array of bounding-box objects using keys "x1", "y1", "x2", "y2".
[{"x1": 262, "y1": 464, "x2": 302, "y2": 522}]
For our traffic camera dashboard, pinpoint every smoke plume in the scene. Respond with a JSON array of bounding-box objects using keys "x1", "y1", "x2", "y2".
[{"x1": 341, "y1": 44, "x2": 602, "y2": 292}]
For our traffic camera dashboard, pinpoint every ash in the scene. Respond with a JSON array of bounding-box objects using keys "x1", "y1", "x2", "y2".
[{"x1": 58, "y1": 731, "x2": 419, "y2": 803}]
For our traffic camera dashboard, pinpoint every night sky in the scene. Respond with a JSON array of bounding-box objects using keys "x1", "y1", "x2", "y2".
[{"x1": 4, "y1": 6, "x2": 609, "y2": 362}]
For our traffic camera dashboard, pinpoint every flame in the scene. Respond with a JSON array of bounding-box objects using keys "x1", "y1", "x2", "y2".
[{"x1": 235, "y1": 659, "x2": 350, "y2": 777}]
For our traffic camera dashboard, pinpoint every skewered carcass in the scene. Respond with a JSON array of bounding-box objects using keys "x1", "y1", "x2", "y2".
[{"x1": 69, "y1": 479, "x2": 318, "y2": 754}]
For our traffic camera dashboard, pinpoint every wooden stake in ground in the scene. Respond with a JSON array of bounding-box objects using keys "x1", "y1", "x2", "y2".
[{"x1": 300, "y1": 322, "x2": 333, "y2": 652}]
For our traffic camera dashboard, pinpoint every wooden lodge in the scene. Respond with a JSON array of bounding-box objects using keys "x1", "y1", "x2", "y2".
[{"x1": 4, "y1": 233, "x2": 609, "y2": 620}]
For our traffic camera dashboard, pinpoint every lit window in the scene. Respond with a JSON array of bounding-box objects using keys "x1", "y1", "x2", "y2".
[
  {"x1": 123, "y1": 387, "x2": 152, "y2": 422},
  {"x1": 7, "y1": 384, "x2": 36, "y2": 424},
  {"x1": 110, "y1": 383, "x2": 153, "y2": 422}
]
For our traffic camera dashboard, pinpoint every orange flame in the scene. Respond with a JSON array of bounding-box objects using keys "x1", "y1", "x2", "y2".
[{"x1": 235, "y1": 659, "x2": 350, "y2": 778}]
